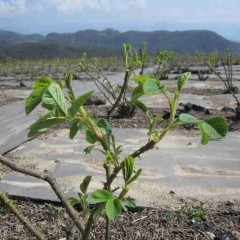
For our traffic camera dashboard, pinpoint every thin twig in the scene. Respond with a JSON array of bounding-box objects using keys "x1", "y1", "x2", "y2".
[
  {"x1": 0, "y1": 191, "x2": 46, "y2": 240},
  {"x1": 0, "y1": 156, "x2": 85, "y2": 234}
]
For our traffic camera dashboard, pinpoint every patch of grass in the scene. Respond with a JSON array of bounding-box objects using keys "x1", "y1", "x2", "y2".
[{"x1": 178, "y1": 202, "x2": 206, "y2": 223}]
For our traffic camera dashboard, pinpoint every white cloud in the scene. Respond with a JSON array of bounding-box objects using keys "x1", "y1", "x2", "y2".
[
  {"x1": 0, "y1": 0, "x2": 27, "y2": 16},
  {"x1": 0, "y1": 0, "x2": 147, "y2": 16},
  {"x1": 54, "y1": 0, "x2": 113, "y2": 14}
]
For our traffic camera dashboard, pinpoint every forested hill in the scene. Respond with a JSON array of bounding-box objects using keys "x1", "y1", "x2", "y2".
[{"x1": 0, "y1": 28, "x2": 239, "y2": 59}]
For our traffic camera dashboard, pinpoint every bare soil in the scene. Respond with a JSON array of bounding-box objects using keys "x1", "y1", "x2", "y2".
[
  {"x1": 0, "y1": 80, "x2": 240, "y2": 239},
  {"x1": 81, "y1": 106, "x2": 240, "y2": 132},
  {"x1": 0, "y1": 199, "x2": 239, "y2": 240},
  {"x1": 0, "y1": 85, "x2": 26, "y2": 107}
]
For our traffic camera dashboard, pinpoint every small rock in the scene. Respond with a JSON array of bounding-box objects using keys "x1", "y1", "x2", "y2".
[
  {"x1": 84, "y1": 95, "x2": 106, "y2": 106},
  {"x1": 135, "y1": 231, "x2": 141, "y2": 237},
  {"x1": 229, "y1": 221, "x2": 235, "y2": 228},
  {"x1": 187, "y1": 142, "x2": 192, "y2": 145},
  {"x1": 55, "y1": 159, "x2": 61, "y2": 163},
  {"x1": 219, "y1": 235, "x2": 232, "y2": 240},
  {"x1": 184, "y1": 124, "x2": 194, "y2": 130},
  {"x1": 73, "y1": 73, "x2": 80, "y2": 80},
  {"x1": 169, "y1": 190, "x2": 175, "y2": 195},
  {"x1": 19, "y1": 82, "x2": 27, "y2": 87},
  {"x1": 225, "y1": 200, "x2": 234, "y2": 207},
  {"x1": 232, "y1": 231, "x2": 240, "y2": 239},
  {"x1": 98, "y1": 216, "x2": 105, "y2": 223},
  {"x1": 222, "y1": 106, "x2": 235, "y2": 113},
  {"x1": 204, "y1": 232, "x2": 215, "y2": 239}
]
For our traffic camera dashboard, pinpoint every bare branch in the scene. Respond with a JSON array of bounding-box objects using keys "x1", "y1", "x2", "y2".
[{"x1": 0, "y1": 155, "x2": 85, "y2": 234}]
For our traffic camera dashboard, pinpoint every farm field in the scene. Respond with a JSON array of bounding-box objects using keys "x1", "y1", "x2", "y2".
[{"x1": 0, "y1": 55, "x2": 240, "y2": 239}]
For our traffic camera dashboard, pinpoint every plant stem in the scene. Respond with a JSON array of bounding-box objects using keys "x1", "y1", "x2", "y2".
[
  {"x1": 207, "y1": 62, "x2": 240, "y2": 109},
  {"x1": 0, "y1": 191, "x2": 46, "y2": 240},
  {"x1": 0, "y1": 156, "x2": 85, "y2": 234},
  {"x1": 130, "y1": 120, "x2": 174, "y2": 159},
  {"x1": 82, "y1": 163, "x2": 124, "y2": 239},
  {"x1": 107, "y1": 69, "x2": 131, "y2": 120},
  {"x1": 104, "y1": 163, "x2": 111, "y2": 240},
  {"x1": 105, "y1": 216, "x2": 110, "y2": 240}
]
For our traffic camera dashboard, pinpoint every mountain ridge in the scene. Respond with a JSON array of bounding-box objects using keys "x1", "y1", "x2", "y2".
[{"x1": 0, "y1": 29, "x2": 239, "y2": 59}]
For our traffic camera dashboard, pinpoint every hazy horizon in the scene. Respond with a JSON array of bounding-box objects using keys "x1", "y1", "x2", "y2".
[{"x1": 0, "y1": 0, "x2": 239, "y2": 41}]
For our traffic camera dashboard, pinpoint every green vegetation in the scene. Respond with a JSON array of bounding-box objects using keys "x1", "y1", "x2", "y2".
[
  {"x1": 79, "y1": 44, "x2": 144, "y2": 119},
  {"x1": 155, "y1": 49, "x2": 175, "y2": 80},
  {"x1": 162, "y1": 203, "x2": 206, "y2": 224},
  {"x1": 195, "y1": 51, "x2": 208, "y2": 81},
  {"x1": 0, "y1": 52, "x2": 228, "y2": 239},
  {"x1": 208, "y1": 49, "x2": 240, "y2": 119}
]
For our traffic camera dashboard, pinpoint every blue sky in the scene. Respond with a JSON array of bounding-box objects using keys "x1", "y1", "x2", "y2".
[{"x1": 0, "y1": 0, "x2": 239, "y2": 41}]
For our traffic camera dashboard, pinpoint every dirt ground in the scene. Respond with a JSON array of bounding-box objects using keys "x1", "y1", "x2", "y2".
[
  {"x1": 0, "y1": 198, "x2": 239, "y2": 240},
  {"x1": 77, "y1": 105, "x2": 240, "y2": 132},
  {"x1": 0, "y1": 85, "x2": 26, "y2": 107},
  {"x1": 0, "y1": 78, "x2": 240, "y2": 239}
]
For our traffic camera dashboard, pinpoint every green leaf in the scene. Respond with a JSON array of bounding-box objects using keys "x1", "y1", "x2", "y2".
[
  {"x1": 202, "y1": 117, "x2": 228, "y2": 139},
  {"x1": 131, "y1": 84, "x2": 144, "y2": 100},
  {"x1": 69, "y1": 197, "x2": 81, "y2": 207},
  {"x1": 143, "y1": 78, "x2": 165, "y2": 95},
  {"x1": 78, "y1": 121, "x2": 90, "y2": 131},
  {"x1": 127, "y1": 168, "x2": 142, "y2": 185},
  {"x1": 106, "y1": 198, "x2": 122, "y2": 220},
  {"x1": 32, "y1": 77, "x2": 53, "y2": 89},
  {"x1": 86, "y1": 130, "x2": 97, "y2": 144},
  {"x1": 132, "y1": 100, "x2": 148, "y2": 113},
  {"x1": 201, "y1": 130, "x2": 210, "y2": 145},
  {"x1": 69, "y1": 121, "x2": 79, "y2": 139},
  {"x1": 198, "y1": 122, "x2": 210, "y2": 145},
  {"x1": 84, "y1": 145, "x2": 94, "y2": 156},
  {"x1": 28, "y1": 113, "x2": 65, "y2": 138},
  {"x1": 123, "y1": 157, "x2": 135, "y2": 183},
  {"x1": 122, "y1": 197, "x2": 137, "y2": 209},
  {"x1": 56, "y1": 79, "x2": 64, "y2": 89},
  {"x1": 97, "y1": 119, "x2": 112, "y2": 137},
  {"x1": 91, "y1": 189, "x2": 113, "y2": 203},
  {"x1": 150, "y1": 131, "x2": 161, "y2": 142},
  {"x1": 119, "y1": 188, "x2": 129, "y2": 200},
  {"x1": 65, "y1": 71, "x2": 73, "y2": 90},
  {"x1": 80, "y1": 176, "x2": 92, "y2": 194},
  {"x1": 78, "y1": 194, "x2": 90, "y2": 215},
  {"x1": 42, "y1": 83, "x2": 67, "y2": 116},
  {"x1": 179, "y1": 114, "x2": 200, "y2": 124},
  {"x1": 132, "y1": 75, "x2": 157, "y2": 83},
  {"x1": 153, "y1": 116, "x2": 164, "y2": 122},
  {"x1": 25, "y1": 87, "x2": 45, "y2": 115},
  {"x1": 177, "y1": 72, "x2": 191, "y2": 93},
  {"x1": 106, "y1": 150, "x2": 115, "y2": 164},
  {"x1": 69, "y1": 91, "x2": 94, "y2": 116},
  {"x1": 93, "y1": 204, "x2": 105, "y2": 220}
]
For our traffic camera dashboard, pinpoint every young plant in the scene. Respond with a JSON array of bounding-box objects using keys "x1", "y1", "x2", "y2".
[
  {"x1": 139, "y1": 42, "x2": 148, "y2": 75},
  {"x1": 208, "y1": 49, "x2": 240, "y2": 119},
  {"x1": 79, "y1": 44, "x2": 142, "y2": 120},
  {"x1": 178, "y1": 202, "x2": 206, "y2": 224},
  {"x1": 195, "y1": 51, "x2": 208, "y2": 81},
  {"x1": 155, "y1": 49, "x2": 175, "y2": 80},
  {"x1": 0, "y1": 71, "x2": 228, "y2": 239},
  {"x1": 208, "y1": 50, "x2": 219, "y2": 73}
]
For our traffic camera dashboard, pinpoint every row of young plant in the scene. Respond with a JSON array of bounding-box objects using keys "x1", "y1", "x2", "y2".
[
  {"x1": 1, "y1": 44, "x2": 239, "y2": 93},
  {"x1": 1, "y1": 44, "x2": 240, "y2": 83},
  {"x1": 0, "y1": 43, "x2": 228, "y2": 239},
  {"x1": 80, "y1": 45, "x2": 240, "y2": 120}
]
